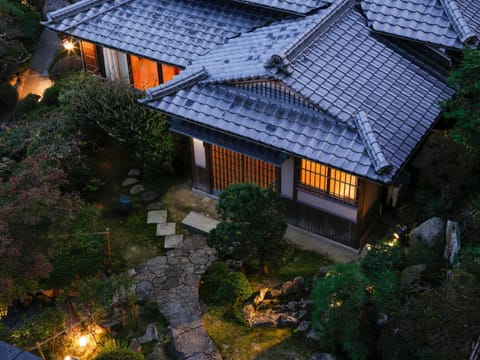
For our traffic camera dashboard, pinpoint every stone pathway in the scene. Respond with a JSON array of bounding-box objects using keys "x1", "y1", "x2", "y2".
[{"x1": 130, "y1": 209, "x2": 221, "y2": 360}]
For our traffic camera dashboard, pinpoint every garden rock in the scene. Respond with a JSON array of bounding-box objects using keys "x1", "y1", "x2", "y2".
[
  {"x1": 130, "y1": 184, "x2": 145, "y2": 195},
  {"x1": 279, "y1": 276, "x2": 305, "y2": 298},
  {"x1": 297, "y1": 320, "x2": 310, "y2": 332},
  {"x1": 312, "y1": 353, "x2": 336, "y2": 360},
  {"x1": 138, "y1": 323, "x2": 159, "y2": 344},
  {"x1": 122, "y1": 177, "x2": 138, "y2": 187},
  {"x1": 400, "y1": 264, "x2": 426, "y2": 292},
  {"x1": 139, "y1": 190, "x2": 157, "y2": 203},
  {"x1": 128, "y1": 168, "x2": 141, "y2": 177},
  {"x1": 443, "y1": 220, "x2": 460, "y2": 264},
  {"x1": 277, "y1": 314, "x2": 299, "y2": 328},
  {"x1": 0, "y1": 157, "x2": 15, "y2": 177},
  {"x1": 225, "y1": 259, "x2": 243, "y2": 271},
  {"x1": 377, "y1": 312, "x2": 389, "y2": 326},
  {"x1": 410, "y1": 217, "x2": 444, "y2": 248},
  {"x1": 129, "y1": 338, "x2": 141, "y2": 352}
]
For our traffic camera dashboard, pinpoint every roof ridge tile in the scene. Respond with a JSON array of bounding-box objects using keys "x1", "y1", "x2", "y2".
[
  {"x1": 282, "y1": 0, "x2": 355, "y2": 61},
  {"x1": 144, "y1": 67, "x2": 209, "y2": 101},
  {"x1": 440, "y1": 0, "x2": 477, "y2": 43},
  {"x1": 353, "y1": 111, "x2": 392, "y2": 174},
  {"x1": 45, "y1": 0, "x2": 108, "y2": 23}
]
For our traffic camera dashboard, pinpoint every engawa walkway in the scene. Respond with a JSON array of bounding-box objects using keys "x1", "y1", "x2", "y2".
[{"x1": 131, "y1": 210, "x2": 221, "y2": 360}]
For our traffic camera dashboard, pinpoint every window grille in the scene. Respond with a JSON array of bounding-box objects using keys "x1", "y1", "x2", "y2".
[
  {"x1": 299, "y1": 159, "x2": 358, "y2": 205},
  {"x1": 211, "y1": 145, "x2": 276, "y2": 191}
]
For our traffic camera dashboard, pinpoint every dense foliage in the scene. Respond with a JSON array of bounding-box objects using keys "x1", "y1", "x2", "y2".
[
  {"x1": 59, "y1": 73, "x2": 175, "y2": 172},
  {"x1": 312, "y1": 263, "x2": 371, "y2": 359},
  {"x1": 201, "y1": 262, "x2": 252, "y2": 305},
  {"x1": 94, "y1": 339, "x2": 144, "y2": 360},
  {"x1": 0, "y1": 154, "x2": 83, "y2": 304},
  {"x1": 443, "y1": 48, "x2": 480, "y2": 152},
  {"x1": 208, "y1": 183, "x2": 287, "y2": 274}
]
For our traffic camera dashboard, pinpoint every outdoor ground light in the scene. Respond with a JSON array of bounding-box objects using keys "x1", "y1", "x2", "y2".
[
  {"x1": 393, "y1": 224, "x2": 408, "y2": 241},
  {"x1": 78, "y1": 335, "x2": 88, "y2": 348}
]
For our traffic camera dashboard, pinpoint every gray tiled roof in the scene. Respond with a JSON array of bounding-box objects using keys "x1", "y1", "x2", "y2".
[
  {"x1": 361, "y1": 0, "x2": 480, "y2": 49},
  {"x1": 0, "y1": 341, "x2": 42, "y2": 360},
  {"x1": 142, "y1": 1, "x2": 455, "y2": 183},
  {"x1": 43, "y1": 0, "x2": 279, "y2": 67},
  {"x1": 231, "y1": 0, "x2": 331, "y2": 15}
]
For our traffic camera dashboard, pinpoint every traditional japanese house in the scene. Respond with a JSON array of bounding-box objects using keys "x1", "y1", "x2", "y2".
[{"x1": 44, "y1": 0, "x2": 480, "y2": 249}]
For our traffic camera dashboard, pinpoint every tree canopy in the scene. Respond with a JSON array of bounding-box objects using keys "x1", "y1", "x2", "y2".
[{"x1": 208, "y1": 183, "x2": 287, "y2": 274}]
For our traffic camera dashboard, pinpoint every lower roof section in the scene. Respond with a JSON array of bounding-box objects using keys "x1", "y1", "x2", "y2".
[{"x1": 170, "y1": 118, "x2": 288, "y2": 167}]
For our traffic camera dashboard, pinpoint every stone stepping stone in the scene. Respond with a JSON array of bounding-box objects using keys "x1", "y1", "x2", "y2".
[
  {"x1": 130, "y1": 184, "x2": 145, "y2": 195},
  {"x1": 147, "y1": 210, "x2": 167, "y2": 224},
  {"x1": 181, "y1": 211, "x2": 219, "y2": 236},
  {"x1": 122, "y1": 177, "x2": 138, "y2": 187},
  {"x1": 156, "y1": 223, "x2": 176, "y2": 236},
  {"x1": 164, "y1": 235, "x2": 183, "y2": 248}
]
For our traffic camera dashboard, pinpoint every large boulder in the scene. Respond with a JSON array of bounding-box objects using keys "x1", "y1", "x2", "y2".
[
  {"x1": 410, "y1": 217, "x2": 444, "y2": 248},
  {"x1": 443, "y1": 220, "x2": 461, "y2": 264}
]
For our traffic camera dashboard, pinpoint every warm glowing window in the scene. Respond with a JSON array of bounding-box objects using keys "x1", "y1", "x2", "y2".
[
  {"x1": 211, "y1": 145, "x2": 276, "y2": 191},
  {"x1": 161, "y1": 63, "x2": 181, "y2": 83},
  {"x1": 80, "y1": 41, "x2": 99, "y2": 73},
  {"x1": 300, "y1": 159, "x2": 358, "y2": 203},
  {"x1": 130, "y1": 55, "x2": 159, "y2": 90}
]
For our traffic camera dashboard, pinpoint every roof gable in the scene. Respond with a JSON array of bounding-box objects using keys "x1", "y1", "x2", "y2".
[
  {"x1": 142, "y1": 1, "x2": 454, "y2": 183},
  {"x1": 361, "y1": 0, "x2": 480, "y2": 49}
]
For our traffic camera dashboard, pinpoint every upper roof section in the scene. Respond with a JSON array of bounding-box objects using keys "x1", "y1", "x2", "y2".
[
  {"x1": 361, "y1": 0, "x2": 480, "y2": 49},
  {"x1": 43, "y1": 0, "x2": 280, "y2": 67},
  {"x1": 143, "y1": 0, "x2": 454, "y2": 183},
  {"x1": 230, "y1": 0, "x2": 331, "y2": 15}
]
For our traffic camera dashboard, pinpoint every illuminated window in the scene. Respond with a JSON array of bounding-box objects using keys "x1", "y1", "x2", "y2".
[
  {"x1": 211, "y1": 145, "x2": 276, "y2": 191},
  {"x1": 130, "y1": 55, "x2": 159, "y2": 90},
  {"x1": 80, "y1": 41, "x2": 99, "y2": 73},
  {"x1": 161, "y1": 63, "x2": 181, "y2": 83},
  {"x1": 300, "y1": 159, "x2": 358, "y2": 204}
]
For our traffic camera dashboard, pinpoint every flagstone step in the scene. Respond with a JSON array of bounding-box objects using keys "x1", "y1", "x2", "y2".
[
  {"x1": 181, "y1": 211, "x2": 219, "y2": 236},
  {"x1": 156, "y1": 222, "x2": 176, "y2": 236},
  {"x1": 164, "y1": 234, "x2": 183, "y2": 248},
  {"x1": 147, "y1": 210, "x2": 167, "y2": 224}
]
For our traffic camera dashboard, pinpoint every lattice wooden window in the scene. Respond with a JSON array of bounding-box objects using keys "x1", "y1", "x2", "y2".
[
  {"x1": 80, "y1": 41, "x2": 99, "y2": 73},
  {"x1": 300, "y1": 159, "x2": 358, "y2": 204},
  {"x1": 211, "y1": 145, "x2": 276, "y2": 191}
]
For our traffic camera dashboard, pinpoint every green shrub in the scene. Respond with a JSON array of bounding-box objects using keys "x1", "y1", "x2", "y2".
[
  {"x1": 456, "y1": 246, "x2": 480, "y2": 279},
  {"x1": 8, "y1": 307, "x2": 66, "y2": 350},
  {"x1": 95, "y1": 339, "x2": 144, "y2": 360},
  {"x1": 372, "y1": 270, "x2": 401, "y2": 314},
  {"x1": 361, "y1": 238, "x2": 403, "y2": 280},
  {"x1": 312, "y1": 263, "x2": 371, "y2": 360},
  {"x1": 140, "y1": 300, "x2": 161, "y2": 321},
  {"x1": 201, "y1": 262, "x2": 252, "y2": 305},
  {"x1": 0, "y1": 82, "x2": 18, "y2": 115},
  {"x1": 41, "y1": 83, "x2": 61, "y2": 106},
  {"x1": 14, "y1": 93, "x2": 40, "y2": 119},
  {"x1": 49, "y1": 55, "x2": 83, "y2": 81}
]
